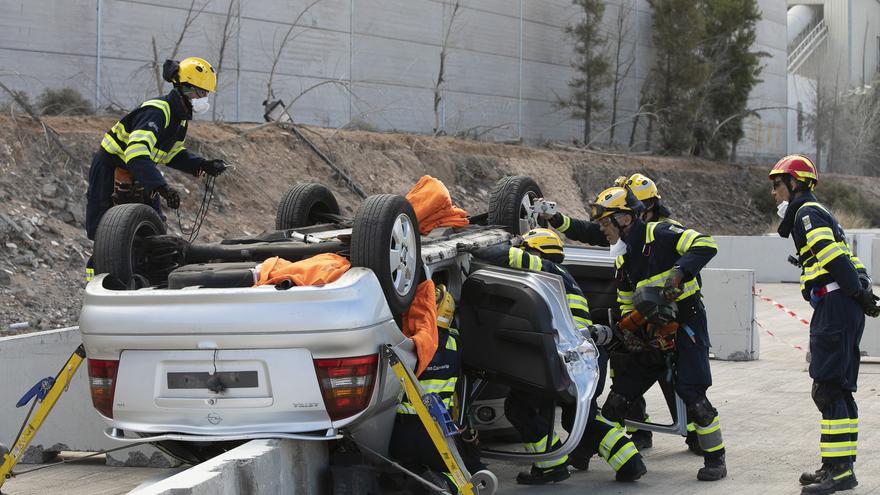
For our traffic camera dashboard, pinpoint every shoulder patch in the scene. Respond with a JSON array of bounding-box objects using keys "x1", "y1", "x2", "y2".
[
  {"x1": 802, "y1": 215, "x2": 812, "y2": 231},
  {"x1": 668, "y1": 225, "x2": 684, "y2": 234}
]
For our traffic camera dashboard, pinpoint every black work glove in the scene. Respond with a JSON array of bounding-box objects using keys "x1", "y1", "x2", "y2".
[
  {"x1": 662, "y1": 266, "x2": 685, "y2": 302},
  {"x1": 156, "y1": 185, "x2": 180, "y2": 210},
  {"x1": 855, "y1": 289, "x2": 880, "y2": 318},
  {"x1": 201, "y1": 159, "x2": 227, "y2": 177}
]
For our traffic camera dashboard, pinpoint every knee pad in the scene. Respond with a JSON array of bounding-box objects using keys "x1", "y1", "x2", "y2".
[
  {"x1": 601, "y1": 391, "x2": 631, "y2": 423},
  {"x1": 686, "y1": 397, "x2": 717, "y2": 427},
  {"x1": 811, "y1": 382, "x2": 844, "y2": 413}
]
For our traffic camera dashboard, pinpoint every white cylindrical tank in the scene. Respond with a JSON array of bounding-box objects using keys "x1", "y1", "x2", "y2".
[{"x1": 788, "y1": 5, "x2": 817, "y2": 45}]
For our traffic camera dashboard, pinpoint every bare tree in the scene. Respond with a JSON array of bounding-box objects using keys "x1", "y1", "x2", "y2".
[
  {"x1": 150, "y1": 0, "x2": 212, "y2": 95},
  {"x1": 266, "y1": 0, "x2": 325, "y2": 101},
  {"x1": 607, "y1": 0, "x2": 635, "y2": 147},
  {"x1": 434, "y1": 0, "x2": 461, "y2": 136},
  {"x1": 213, "y1": 0, "x2": 239, "y2": 121}
]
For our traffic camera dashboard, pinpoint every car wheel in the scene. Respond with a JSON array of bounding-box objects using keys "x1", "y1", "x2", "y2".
[
  {"x1": 487, "y1": 175, "x2": 544, "y2": 234},
  {"x1": 93, "y1": 204, "x2": 166, "y2": 289},
  {"x1": 351, "y1": 194, "x2": 422, "y2": 314},
  {"x1": 276, "y1": 182, "x2": 340, "y2": 229}
]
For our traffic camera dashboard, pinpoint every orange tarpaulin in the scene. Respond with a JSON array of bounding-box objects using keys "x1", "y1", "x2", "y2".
[
  {"x1": 401, "y1": 280, "x2": 439, "y2": 377},
  {"x1": 254, "y1": 253, "x2": 351, "y2": 287},
  {"x1": 405, "y1": 175, "x2": 469, "y2": 234}
]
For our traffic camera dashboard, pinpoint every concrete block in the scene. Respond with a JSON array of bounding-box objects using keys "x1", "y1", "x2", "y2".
[
  {"x1": 702, "y1": 269, "x2": 759, "y2": 361},
  {"x1": 131, "y1": 439, "x2": 328, "y2": 495},
  {"x1": 708, "y1": 235, "x2": 801, "y2": 283},
  {"x1": 0, "y1": 328, "x2": 178, "y2": 467}
]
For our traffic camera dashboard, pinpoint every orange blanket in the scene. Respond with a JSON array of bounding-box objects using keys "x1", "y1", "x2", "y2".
[
  {"x1": 401, "y1": 280, "x2": 439, "y2": 376},
  {"x1": 405, "y1": 175, "x2": 469, "y2": 234},
  {"x1": 254, "y1": 253, "x2": 351, "y2": 287}
]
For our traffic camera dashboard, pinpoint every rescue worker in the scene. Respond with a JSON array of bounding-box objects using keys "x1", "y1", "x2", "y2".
[
  {"x1": 769, "y1": 154, "x2": 880, "y2": 494},
  {"x1": 388, "y1": 284, "x2": 478, "y2": 494},
  {"x1": 85, "y1": 57, "x2": 227, "y2": 280},
  {"x1": 542, "y1": 173, "x2": 699, "y2": 454},
  {"x1": 590, "y1": 186, "x2": 727, "y2": 482},
  {"x1": 468, "y1": 229, "x2": 646, "y2": 484}
]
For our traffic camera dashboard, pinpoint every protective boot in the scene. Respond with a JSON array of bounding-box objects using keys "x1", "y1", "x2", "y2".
[
  {"x1": 697, "y1": 455, "x2": 727, "y2": 481},
  {"x1": 800, "y1": 464, "x2": 832, "y2": 486},
  {"x1": 615, "y1": 455, "x2": 647, "y2": 482},
  {"x1": 631, "y1": 429, "x2": 653, "y2": 450},
  {"x1": 515, "y1": 464, "x2": 570, "y2": 485},
  {"x1": 801, "y1": 464, "x2": 857, "y2": 495},
  {"x1": 686, "y1": 430, "x2": 704, "y2": 456},
  {"x1": 567, "y1": 453, "x2": 591, "y2": 471}
]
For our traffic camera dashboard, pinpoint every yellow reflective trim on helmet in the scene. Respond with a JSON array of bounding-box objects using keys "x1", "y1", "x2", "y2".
[{"x1": 141, "y1": 99, "x2": 171, "y2": 128}]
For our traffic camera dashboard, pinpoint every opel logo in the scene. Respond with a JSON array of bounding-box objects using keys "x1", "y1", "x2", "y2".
[{"x1": 207, "y1": 412, "x2": 222, "y2": 425}]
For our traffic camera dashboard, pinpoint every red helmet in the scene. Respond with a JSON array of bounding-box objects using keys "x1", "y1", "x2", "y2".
[{"x1": 768, "y1": 154, "x2": 818, "y2": 189}]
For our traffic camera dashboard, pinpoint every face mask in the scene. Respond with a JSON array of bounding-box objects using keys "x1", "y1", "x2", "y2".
[
  {"x1": 191, "y1": 96, "x2": 210, "y2": 115},
  {"x1": 609, "y1": 239, "x2": 627, "y2": 257},
  {"x1": 776, "y1": 200, "x2": 789, "y2": 219}
]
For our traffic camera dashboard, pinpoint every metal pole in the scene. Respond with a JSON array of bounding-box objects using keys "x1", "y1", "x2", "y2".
[
  {"x1": 349, "y1": 0, "x2": 353, "y2": 121},
  {"x1": 235, "y1": 0, "x2": 241, "y2": 121},
  {"x1": 96, "y1": 0, "x2": 102, "y2": 109},
  {"x1": 518, "y1": 0, "x2": 523, "y2": 139}
]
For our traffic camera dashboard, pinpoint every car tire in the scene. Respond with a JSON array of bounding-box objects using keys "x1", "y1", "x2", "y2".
[
  {"x1": 350, "y1": 194, "x2": 422, "y2": 314},
  {"x1": 93, "y1": 204, "x2": 166, "y2": 289},
  {"x1": 276, "y1": 182, "x2": 340, "y2": 229},
  {"x1": 487, "y1": 175, "x2": 544, "y2": 234}
]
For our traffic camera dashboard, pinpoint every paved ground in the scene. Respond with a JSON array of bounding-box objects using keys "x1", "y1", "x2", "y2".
[
  {"x1": 488, "y1": 283, "x2": 880, "y2": 495},
  {"x1": 4, "y1": 283, "x2": 879, "y2": 494}
]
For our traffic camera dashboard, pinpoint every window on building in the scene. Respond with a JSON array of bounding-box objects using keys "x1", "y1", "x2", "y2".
[{"x1": 797, "y1": 102, "x2": 804, "y2": 143}]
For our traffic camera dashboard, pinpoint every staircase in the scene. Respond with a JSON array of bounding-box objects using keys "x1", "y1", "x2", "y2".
[{"x1": 788, "y1": 18, "x2": 828, "y2": 73}]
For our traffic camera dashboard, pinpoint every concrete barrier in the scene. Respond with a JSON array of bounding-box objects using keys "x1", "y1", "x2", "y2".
[
  {"x1": 0, "y1": 328, "x2": 177, "y2": 466},
  {"x1": 702, "y1": 269, "x2": 758, "y2": 361},
  {"x1": 130, "y1": 439, "x2": 328, "y2": 495},
  {"x1": 708, "y1": 235, "x2": 799, "y2": 283}
]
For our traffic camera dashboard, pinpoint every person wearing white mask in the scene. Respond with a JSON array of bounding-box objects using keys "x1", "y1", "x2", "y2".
[{"x1": 84, "y1": 57, "x2": 226, "y2": 280}]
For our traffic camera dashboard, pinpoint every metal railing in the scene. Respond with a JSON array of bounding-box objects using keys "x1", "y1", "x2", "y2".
[{"x1": 788, "y1": 18, "x2": 828, "y2": 73}]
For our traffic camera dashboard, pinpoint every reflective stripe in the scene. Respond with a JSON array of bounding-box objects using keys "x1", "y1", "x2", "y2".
[
  {"x1": 162, "y1": 141, "x2": 186, "y2": 164},
  {"x1": 567, "y1": 294, "x2": 590, "y2": 312},
  {"x1": 446, "y1": 335, "x2": 457, "y2": 351},
  {"x1": 615, "y1": 255, "x2": 625, "y2": 270},
  {"x1": 529, "y1": 254, "x2": 543, "y2": 271},
  {"x1": 396, "y1": 402, "x2": 418, "y2": 414},
  {"x1": 100, "y1": 134, "x2": 125, "y2": 158},
  {"x1": 820, "y1": 441, "x2": 857, "y2": 457},
  {"x1": 141, "y1": 99, "x2": 171, "y2": 127},
  {"x1": 635, "y1": 267, "x2": 701, "y2": 301},
  {"x1": 695, "y1": 416, "x2": 724, "y2": 453},
  {"x1": 691, "y1": 236, "x2": 717, "y2": 249},
  {"x1": 608, "y1": 442, "x2": 638, "y2": 471},
  {"x1": 128, "y1": 129, "x2": 158, "y2": 149},
  {"x1": 821, "y1": 419, "x2": 855, "y2": 434},
  {"x1": 645, "y1": 222, "x2": 658, "y2": 244},
  {"x1": 599, "y1": 428, "x2": 625, "y2": 459},
  {"x1": 687, "y1": 422, "x2": 696, "y2": 432},
  {"x1": 558, "y1": 214, "x2": 571, "y2": 232},
  {"x1": 528, "y1": 434, "x2": 568, "y2": 468},
  {"x1": 618, "y1": 289, "x2": 634, "y2": 313},
  {"x1": 84, "y1": 268, "x2": 95, "y2": 282},
  {"x1": 675, "y1": 229, "x2": 700, "y2": 255},
  {"x1": 124, "y1": 143, "x2": 151, "y2": 163},
  {"x1": 833, "y1": 469, "x2": 854, "y2": 481},
  {"x1": 815, "y1": 242, "x2": 845, "y2": 267}
]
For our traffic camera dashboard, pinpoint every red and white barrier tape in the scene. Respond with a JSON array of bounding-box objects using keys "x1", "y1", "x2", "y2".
[{"x1": 753, "y1": 287, "x2": 809, "y2": 353}]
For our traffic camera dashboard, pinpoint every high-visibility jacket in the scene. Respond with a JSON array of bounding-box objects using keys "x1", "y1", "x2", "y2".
[
  {"x1": 781, "y1": 193, "x2": 866, "y2": 299},
  {"x1": 99, "y1": 89, "x2": 206, "y2": 193},
  {"x1": 397, "y1": 327, "x2": 459, "y2": 415},
  {"x1": 549, "y1": 212, "x2": 681, "y2": 247},
  {"x1": 472, "y1": 244, "x2": 593, "y2": 330},
  {"x1": 615, "y1": 220, "x2": 717, "y2": 316}
]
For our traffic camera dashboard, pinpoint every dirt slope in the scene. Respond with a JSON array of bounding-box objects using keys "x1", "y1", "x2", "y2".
[{"x1": 1, "y1": 115, "x2": 878, "y2": 331}]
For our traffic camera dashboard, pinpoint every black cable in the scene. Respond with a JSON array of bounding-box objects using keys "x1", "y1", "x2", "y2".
[{"x1": 176, "y1": 175, "x2": 216, "y2": 243}]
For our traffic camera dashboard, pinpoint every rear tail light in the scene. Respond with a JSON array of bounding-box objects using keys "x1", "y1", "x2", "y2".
[
  {"x1": 88, "y1": 359, "x2": 119, "y2": 418},
  {"x1": 313, "y1": 354, "x2": 378, "y2": 421}
]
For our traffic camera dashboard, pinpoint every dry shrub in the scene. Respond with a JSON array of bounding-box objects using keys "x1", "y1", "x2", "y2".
[
  {"x1": 833, "y1": 209, "x2": 871, "y2": 230},
  {"x1": 37, "y1": 87, "x2": 93, "y2": 116}
]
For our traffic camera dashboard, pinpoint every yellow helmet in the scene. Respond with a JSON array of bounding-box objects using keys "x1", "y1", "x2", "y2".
[
  {"x1": 589, "y1": 186, "x2": 640, "y2": 221},
  {"x1": 435, "y1": 284, "x2": 455, "y2": 329},
  {"x1": 177, "y1": 57, "x2": 217, "y2": 92},
  {"x1": 625, "y1": 173, "x2": 660, "y2": 201},
  {"x1": 522, "y1": 228, "x2": 564, "y2": 262}
]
